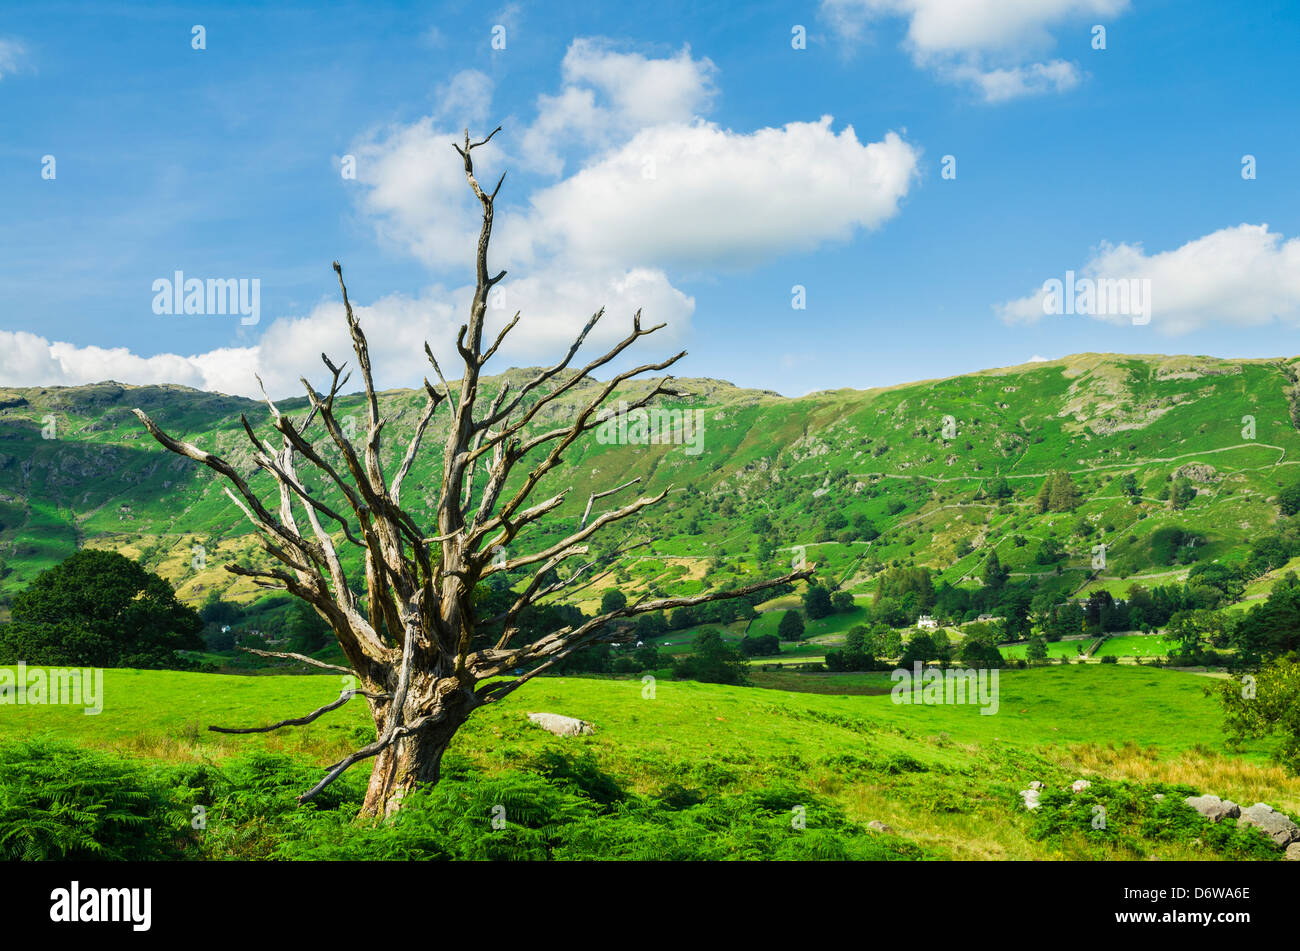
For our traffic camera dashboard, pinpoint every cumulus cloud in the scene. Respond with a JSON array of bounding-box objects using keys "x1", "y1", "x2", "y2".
[
  {"x1": 1, "y1": 265, "x2": 692, "y2": 400},
  {"x1": 511, "y1": 119, "x2": 918, "y2": 270},
  {"x1": 520, "y1": 39, "x2": 719, "y2": 176},
  {"x1": 821, "y1": 0, "x2": 1126, "y2": 101},
  {"x1": 997, "y1": 224, "x2": 1300, "y2": 334},
  {"x1": 0, "y1": 329, "x2": 258, "y2": 396}
]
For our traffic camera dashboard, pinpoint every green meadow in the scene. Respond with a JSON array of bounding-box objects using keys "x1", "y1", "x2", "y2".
[{"x1": 3, "y1": 663, "x2": 1297, "y2": 861}]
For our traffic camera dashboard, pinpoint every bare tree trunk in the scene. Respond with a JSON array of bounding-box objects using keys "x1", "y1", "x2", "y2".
[{"x1": 359, "y1": 684, "x2": 472, "y2": 818}]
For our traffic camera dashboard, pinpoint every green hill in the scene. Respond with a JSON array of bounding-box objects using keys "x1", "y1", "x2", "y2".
[{"x1": 2, "y1": 351, "x2": 1299, "y2": 615}]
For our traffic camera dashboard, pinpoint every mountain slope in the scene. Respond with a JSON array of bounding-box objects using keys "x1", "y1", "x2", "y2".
[{"x1": 2, "y1": 352, "x2": 1298, "y2": 610}]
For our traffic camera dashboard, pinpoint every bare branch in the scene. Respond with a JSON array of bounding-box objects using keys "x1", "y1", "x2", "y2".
[
  {"x1": 581, "y1": 478, "x2": 640, "y2": 529},
  {"x1": 210, "y1": 688, "x2": 388, "y2": 734},
  {"x1": 237, "y1": 648, "x2": 356, "y2": 675}
]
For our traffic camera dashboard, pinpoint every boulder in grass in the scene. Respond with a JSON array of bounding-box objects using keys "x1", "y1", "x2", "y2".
[
  {"x1": 1237, "y1": 803, "x2": 1300, "y2": 848},
  {"x1": 1183, "y1": 794, "x2": 1240, "y2": 823},
  {"x1": 1285, "y1": 842, "x2": 1300, "y2": 862},
  {"x1": 867, "y1": 820, "x2": 895, "y2": 833},
  {"x1": 527, "y1": 712, "x2": 595, "y2": 737},
  {"x1": 1071, "y1": 780, "x2": 1091, "y2": 793},
  {"x1": 1020, "y1": 788, "x2": 1041, "y2": 810}
]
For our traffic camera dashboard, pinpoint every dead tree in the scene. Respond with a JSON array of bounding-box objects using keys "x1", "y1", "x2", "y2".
[{"x1": 135, "y1": 127, "x2": 812, "y2": 818}]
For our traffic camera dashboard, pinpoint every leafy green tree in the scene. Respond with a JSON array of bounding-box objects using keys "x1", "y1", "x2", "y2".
[
  {"x1": 739, "y1": 633, "x2": 781, "y2": 657},
  {"x1": 600, "y1": 588, "x2": 629, "y2": 614},
  {"x1": 284, "y1": 601, "x2": 332, "y2": 653},
  {"x1": 1025, "y1": 637, "x2": 1048, "y2": 663},
  {"x1": 899, "y1": 632, "x2": 938, "y2": 666},
  {"x1": 831, "y1": 624, "x2": 874, "y2": 670},
  {"x1": 871, "y1": 596, "x2": 907, "y2": 627},
  {"x1": 1171, "y1": 477, "x2": 1197, "y2": 510},
  {"x1": 199, "y1": 591, "x2": 243, "y2": 626},
  {"x1": 673, "y1": 629, "x2": 750, "y2": 686},
  {"x1": 959, "y1": 638, "x2": 1003, "y2": 668},
  {"x1": 998, "y1": 587, "x2": 1033, "y2": 639},
  {"x1": 1047, "y1": 471, "x2": 1082, "y2": 512},
  {"x1": 1279, "y1": 478, "x2": 1300, "y2": 517},
  {"x1": 1035, "y1": 538, "x2": 1066, "y2": 565},
  {"x1": 634, "y1": 611, "x2": 667, "y2": 638},
  {"x1": 1033, "y1": 478, "x2": 1052, "y2": 514},
  {"x1": 634, "y1": 642, "x2": 661, "y2": 669},
  {"x1": 777, "y1": 610, "x2": 805, "y2": 641},
  {"x1": 0, "y1": 549, "x2": 201, "y2": 668},
  {"x1": 853, "y1": 513, "x2": 880, "y2": 540},
  {"x1": 860, "y1": 622, "x2": 900, "y2": 661},
  {"x1": 1214, "y1": 657, "x2": 1300, "y2": 773},
  {"x1": 803, "y1": 585, "x2": 833, "y2": 620},
  {"x1": 1232, "y1": 582, "x2": 1300, "y2": 662},
  {"x1": 931, "y1": 629, "x2": 953, "y2": 667},
  {"x1": 982, "y1": 550, "x2": 1009, "y2": 589}
]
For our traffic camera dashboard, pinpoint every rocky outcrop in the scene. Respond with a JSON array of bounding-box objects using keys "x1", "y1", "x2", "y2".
[
  {"x1": 1236, "y1": 803, "x2": 1300, "y2": 847},
  {"x1": 1183, "y1": 794, "x2": 1240, "y2": 823}
]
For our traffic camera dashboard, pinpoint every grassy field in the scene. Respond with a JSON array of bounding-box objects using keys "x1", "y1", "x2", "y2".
[
  {"x1": 1094, "y1": 634, "x2": 1181, "y2": 658},
  {"x1": 3, "y1": 663, "x2": 1297, "y2": 860},
  {"x1": 998, "y1": 639, "x2": 1093, "y2": 660}
]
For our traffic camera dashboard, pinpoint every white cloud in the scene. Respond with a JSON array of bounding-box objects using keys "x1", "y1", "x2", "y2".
[
  {"x1": 998, "y1": 224, "x2": 1300, "y2": 333},
  {"x1": 0, "y1": 329, "x2": 258, "y2": 395},
  {"x1": 0, "y1": 37, "x2": 28, "y2": 79},
  {"x1": 0, "y1": 266, "x2": 692, "y2": 400},
  {"x1": 351, "y1": 114, "x2": 503, "y2": 270},
  {"x1": 511, "y1": 118, "x2": 918, "y2": 270},
  {"x1": 950, "y1": 60, "x2": 1080, "y2": 103},
  {"x1": 821, "y1": 0, "x2": 1126, "y2": 101},
  {"x1": 520, "y1": 39, "x2": 719, "y2": 175}
]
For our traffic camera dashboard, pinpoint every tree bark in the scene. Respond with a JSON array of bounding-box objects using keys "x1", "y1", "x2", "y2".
[{"x1": 358, "y1": 679, "x2": 473, "y2": 818}]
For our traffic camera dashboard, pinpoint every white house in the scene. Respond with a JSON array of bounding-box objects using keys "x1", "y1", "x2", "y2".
[{"x1": 916, "y1": 615, "x2": 938, "y2": 630}]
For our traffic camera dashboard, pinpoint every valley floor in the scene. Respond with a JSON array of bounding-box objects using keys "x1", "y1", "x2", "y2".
[{"x1": 2, "y1": 664, "x2": 1297, "y2": 860}]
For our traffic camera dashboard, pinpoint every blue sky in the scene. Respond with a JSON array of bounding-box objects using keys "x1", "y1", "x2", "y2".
[{"x1": 1, "y1": 0, "x2": 1298, "y2": 399}]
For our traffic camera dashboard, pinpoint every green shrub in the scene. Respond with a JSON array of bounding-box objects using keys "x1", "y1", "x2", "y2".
[{"x1": 0, "y1": 738, "x2": 189, "y2": 860}]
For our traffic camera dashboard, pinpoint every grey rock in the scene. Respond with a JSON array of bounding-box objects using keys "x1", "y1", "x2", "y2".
[
  {"x1": 1183, "y1": 794, "x2": 1240, "y2": 823},
  {"x1": 867, "y1": 820, "x2": 894, "y2": 833},
  {"x1": 1285, "y1": 842, "x2": 1300, "y2": 862},
  {"x1": 526, "y1": 712, "x2": 595, "y2": 737},
  {"x1": 1020, "y1": 788, "x2": 1041, "y2": 810},
  {"x1": 1237, "y1": 803, "x2": 1300, "y2": 848}
]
